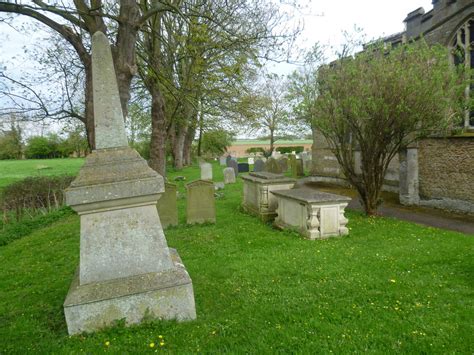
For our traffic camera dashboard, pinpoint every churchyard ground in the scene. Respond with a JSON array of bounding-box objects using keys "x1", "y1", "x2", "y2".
[{"x1": 0, "y1": 159, "x2": 472, "y2": 352}]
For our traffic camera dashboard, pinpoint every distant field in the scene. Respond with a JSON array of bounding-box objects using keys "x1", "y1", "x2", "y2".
[{"x1": 0, "y1": 159, "x2": 85, "y2": 188}]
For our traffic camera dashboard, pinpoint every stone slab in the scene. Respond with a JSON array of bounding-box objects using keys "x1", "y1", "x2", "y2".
[
  {"x1": 271, "y1": 188, "x2": 351, "y2": 204},
  {"x1": 64, "y1": 249, "x2": 196, "y2": 335}
]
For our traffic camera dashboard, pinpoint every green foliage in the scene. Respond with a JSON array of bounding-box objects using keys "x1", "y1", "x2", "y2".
[
  {"x1": 1, "y1": 175, "x2": 75, "y2": 223},
  {"x1": 25, "y1": 135, "x2": 58, "y2": 159},
  {"x1": 245, "y1": 147, "x2": 266, "y2": 154},
  {"x1": 314, "y1": 40, "x2": 466, "y2": 215},
  {"x1": 131, "y1": 140, "x2": 151, "y2": 160},
  {"x1": 0, "y1": 160, "x2": 472, "y2": 353},
  {"x1": 200, "y1": 130, "x2": 234, "y2": 157},
  {"x1": 276, "y1": 146, "x2": 304, "y2": 154},
  {"x1": 0, "y1": 128, "x2": 22, "y2": 160}
]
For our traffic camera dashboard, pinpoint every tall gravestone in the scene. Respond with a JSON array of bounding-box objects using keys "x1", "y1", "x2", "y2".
[
  {"x1": 278, "y1": 157, "x2": 288, "y2": 172},
  {"x1": 200, "y1": 162, "x2": 213, "y2": 180},
  {"x1": 157, "y1": 182, "x2": 178, "y2": 228},
  {"x1": 265, "y1": 157, "x2": 282, "y2": 174},
  {"x1": 253, "y1": 159, "x2": 265, "y2": 172},
  {"x1": 296, "y1": 159, "x2": 305, "y2": 177},
  {"x1": 289, "y1": 155, "x2": 297, "y2": 178},
  {"x1": 63, "y1": 32, "x2": 196, "y2": 335},
  {"x1": 229, "y1": 159, "x2": 239, "y2": 177},
  {"x1": 226, "y1": 155, "x2": 232, "y2": 166},
  {"x1": 186, "y1": 180, "x2": 216, "y2": 224}
]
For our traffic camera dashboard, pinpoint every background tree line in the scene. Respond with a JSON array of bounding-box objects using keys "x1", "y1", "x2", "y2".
[{"x1": 0, "y1": 0, "x2": 302, "y2": 175}]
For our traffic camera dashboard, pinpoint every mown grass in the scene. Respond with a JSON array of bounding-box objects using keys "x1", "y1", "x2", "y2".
[
  {"x1": 0, "y1": 159, "x2": 473, "y2": 353},
  {"x1": 0, "y1": 158, "x2": 84, "y2": 188}
]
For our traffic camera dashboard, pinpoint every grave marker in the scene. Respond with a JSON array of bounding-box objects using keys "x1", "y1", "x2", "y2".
[{"x1": 186, "y1": 180, "x2": 216, "y2": 224}]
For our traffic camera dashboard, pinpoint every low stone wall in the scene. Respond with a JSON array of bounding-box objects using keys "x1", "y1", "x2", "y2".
[
  {"x1": 311, "y1": 147, "x2": 400, "y2": 193},
  {"x1": 418, "y1": 137, "x2": 474, "y2": 213}
]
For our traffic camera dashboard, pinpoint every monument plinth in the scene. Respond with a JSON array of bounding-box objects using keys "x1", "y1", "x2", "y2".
[{"x1": 63, "y1": 32, "x2": 196, "y2": 335}]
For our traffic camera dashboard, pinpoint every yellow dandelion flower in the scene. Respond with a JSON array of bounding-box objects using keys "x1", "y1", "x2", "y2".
[
  {"x1": 390, "y1": 279, "x2": 396, "y2": 283},
  {"x1": 105, "y1": 341, "x2": 110, "y2": 347},
  {"x1": 158, "y1": 335, "x2": 163, "y2": 339},
  {"x1": 150, "y1": 343, "x2": 155, "y2": 348},
  {"x1": 160, "y1": 341, "x2": 165, "y2": 347}
]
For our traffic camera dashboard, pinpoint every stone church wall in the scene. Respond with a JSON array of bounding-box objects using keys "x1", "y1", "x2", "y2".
[{"x1": 418, "y1": 137, "x2": 474, "y2": 213}]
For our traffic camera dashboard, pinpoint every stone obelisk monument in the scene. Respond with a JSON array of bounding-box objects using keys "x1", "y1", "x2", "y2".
[{"x1": 63, "y1": 32, "x2": 196, "y2": 335}]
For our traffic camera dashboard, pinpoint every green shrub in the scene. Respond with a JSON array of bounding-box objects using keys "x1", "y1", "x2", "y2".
[
  {"x1": 276, "y1": 146, "x2": 304, "y2": 154},
  {"x1": 245, "y1": 147, "x2": 266, "y2": 154},
  {"x1": 1, "y1": 175, "x2": 74, "y2": 223}
]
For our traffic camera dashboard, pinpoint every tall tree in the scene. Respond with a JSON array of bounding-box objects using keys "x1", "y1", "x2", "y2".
[{"x1": 0, "y1": 0, "x2": 170, "y2": 148}]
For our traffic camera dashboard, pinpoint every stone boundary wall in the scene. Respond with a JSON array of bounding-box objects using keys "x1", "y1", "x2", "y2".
[
  {"x1": 418, "y1": 137, "x2": 474, "y2": 213},
  {"x1": 311, "y1": 147, "x2": 400, "y2": 193}
]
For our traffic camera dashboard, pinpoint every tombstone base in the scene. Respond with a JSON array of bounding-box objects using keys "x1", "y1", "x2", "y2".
[{"x1": 64, "y1": 249, "x2": 196, "y2": 335}]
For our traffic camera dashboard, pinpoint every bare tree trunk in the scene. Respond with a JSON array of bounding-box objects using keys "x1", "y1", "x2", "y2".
[
  {"x1": 83, "y1": 64, "x2": 96, "y2": 149},
  {"x1": 148, "y1": 86, "x2": 168, "y2": 176},
  {"x1": 183, "y1": 124, "x2": 196, "y2": 166},
  {"x1": 269, "y1": 128, "x2": 275, "y2": 153},
  {"x1": 172, "y1": 126, "x2": 188, "y2": 170}
]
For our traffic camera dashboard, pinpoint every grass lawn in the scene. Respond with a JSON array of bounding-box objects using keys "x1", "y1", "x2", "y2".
[
  {"x1": 0, "y1": 159, "x2": 473, "y2": 353},
  {"x1": 0, "y1": 158, "x2": 85, "y2": 188}
]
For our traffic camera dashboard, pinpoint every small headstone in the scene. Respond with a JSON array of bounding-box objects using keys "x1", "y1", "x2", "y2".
[
  {"x1": 200, "y1": 162, "x2": 213, "y2": 180},
  {"x1": 186, "y1": 180, "x2": 216, "y2": 224},
  {"x1": 296, "y1": 159, "x2": 305, "y2": 177},
  {"x1": 157, "y1": 182, "x2": 178, "y2": 228},
  {"x1": 226, "y1": 155, "x2": 232, "y2": 166},
  {"x1": 219, "y1": 157, "x2": 227, "y2": 166},
  {"x1": 224, "y1": 167, "x2": 236, "y2": 184},
  {"x1": 265, "y1": 157, "x2": 282, "y2": 174},
  {"x1": 214, "y1": 182, "x2": 225, "y2": 190},
  {"x1": 248, "y1": 157, "x2": 254, "y2": 165},
  {"x1": 272, "y1": 151, "x2": 281, "y2": 159},
  {"x1": 253, "y1": 159, "x2": 265, "y2": 172},
  {"x1": 277, "y1": 157, "x2": 288, "y2": 172},
  {"x1": 238, "y1": 163, "x2": 250, "y2": 173},
  {"x1": 229, "y1": 159, "x2": 239, "y2": 176}
]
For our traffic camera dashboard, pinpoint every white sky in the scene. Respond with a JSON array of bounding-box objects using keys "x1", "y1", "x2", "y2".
[{"x1": 0, "y1": 0, "x2": 434, "y2": 134}]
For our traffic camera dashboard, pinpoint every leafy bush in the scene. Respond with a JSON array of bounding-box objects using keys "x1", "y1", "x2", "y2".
[
  {"x1": 1, "y1": 175, "x2": 75, "y2": 223},
  {"x1": 200, "y1": 130, "x2": 234, "y2": 156},
  {"x1": 276, "y1": 146, "x2": 304, "y2": 154},
  {"x1": 245, "y1": 147, "x2": 266, "y2": 154}
]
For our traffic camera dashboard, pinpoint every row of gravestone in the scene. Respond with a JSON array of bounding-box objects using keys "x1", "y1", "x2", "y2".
[
  {"x1": 201, "y1": 162, "x2": 249, "y2": 182},
  {"x1": 157, "y1": 180, "x2": 216, "y2": 227},
  {"x1": 248, "y1": 156, "x2": 306, "y2": 177}
]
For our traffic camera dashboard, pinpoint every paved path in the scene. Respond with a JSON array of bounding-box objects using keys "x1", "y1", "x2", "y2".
[
  {"x1": 302, "y1": 182, "x2": 474, "y2": 235},
  {"x1": 347, "y1": 198, "x2": 474, "y2": 235}
]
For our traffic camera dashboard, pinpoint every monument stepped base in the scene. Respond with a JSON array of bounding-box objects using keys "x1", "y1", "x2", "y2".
[{"x1": 64, "y1": 249, "x2": 196, "y2": 335}]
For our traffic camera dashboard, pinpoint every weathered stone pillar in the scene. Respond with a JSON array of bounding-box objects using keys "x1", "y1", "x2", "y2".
[
  {"x1": 399, "y1": 147, "x2": 420, "y2": 205},
  {"x1": 63, "y1": 32, "x2": 196, "y2": 335}
]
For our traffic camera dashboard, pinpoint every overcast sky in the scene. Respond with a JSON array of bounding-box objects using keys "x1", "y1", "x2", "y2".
[
  {"x1": 0, "y1": 0, "x2": 434, "y2": 71},
  {"x1": 0, "y1": 0, "x2": 434, "y2": 133}
]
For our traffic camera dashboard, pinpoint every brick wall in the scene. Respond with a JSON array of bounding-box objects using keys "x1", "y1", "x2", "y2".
[{"x1": 418, "y1": 137, "x2": 474, "y2": 203}]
